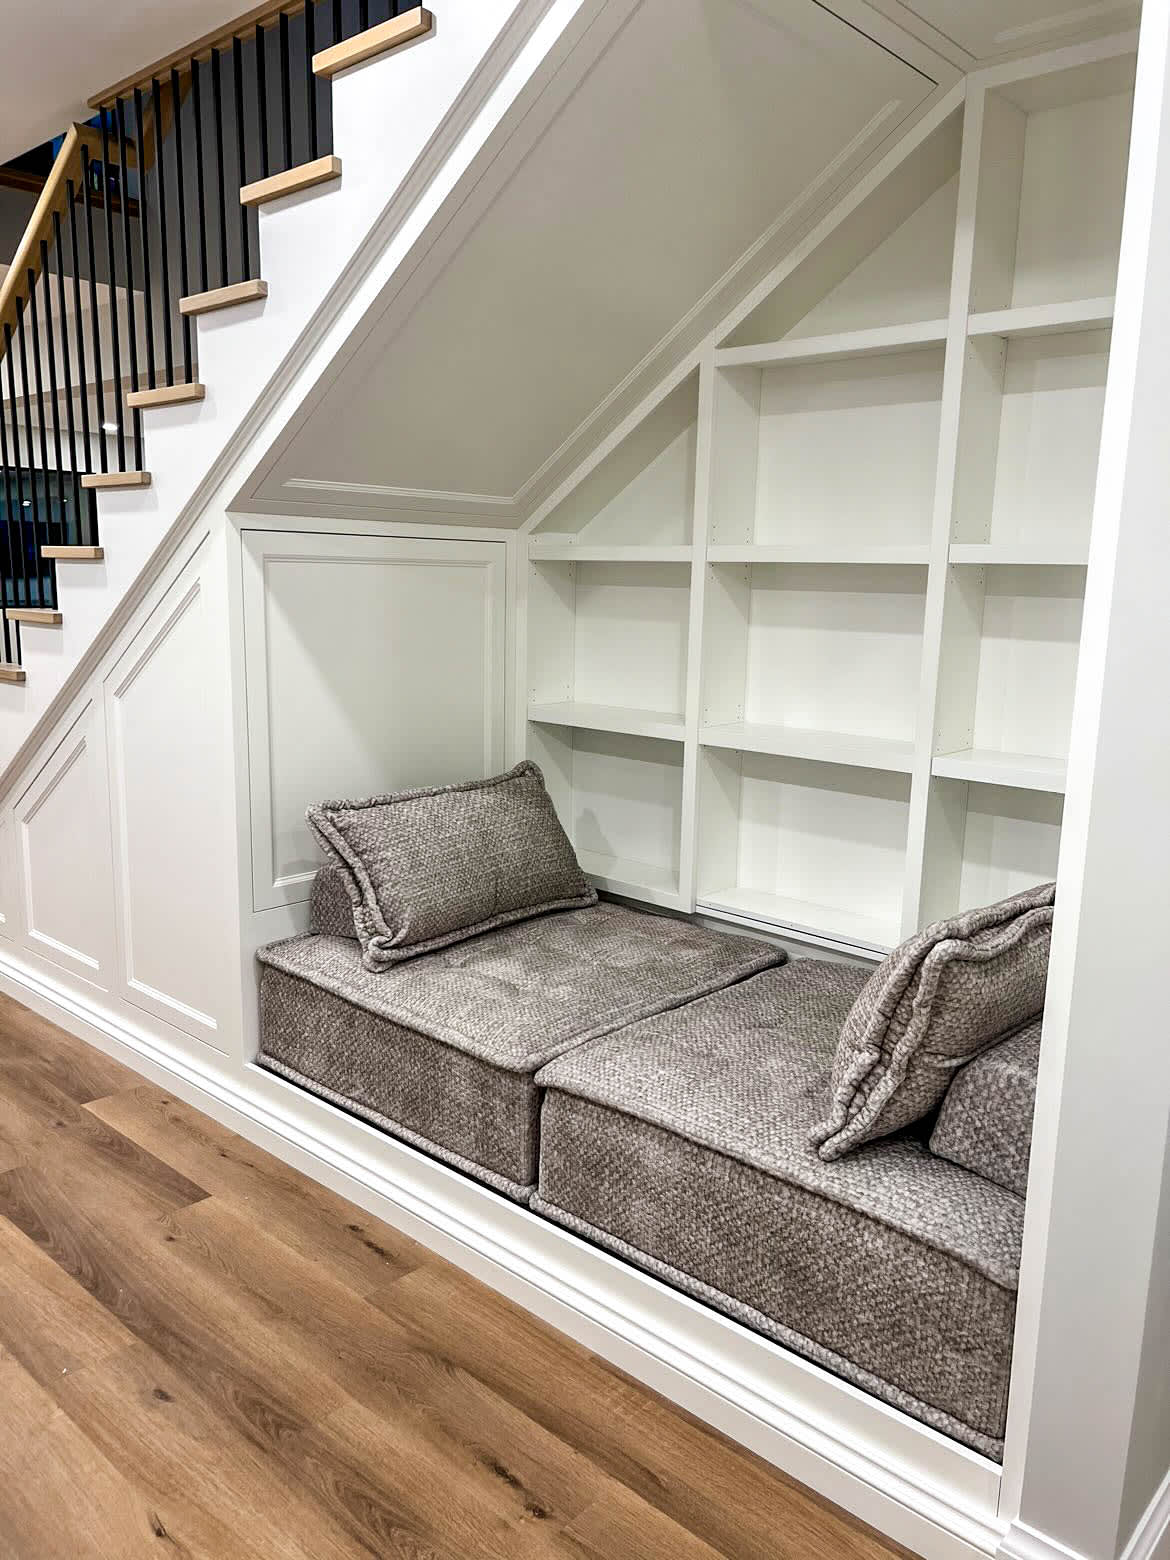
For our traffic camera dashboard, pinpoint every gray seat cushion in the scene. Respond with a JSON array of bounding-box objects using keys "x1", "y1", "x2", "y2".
[
  {"x1": 257, "y1": 902, "x2": 781, "y2": 1201},
  {"x1": 930, "y1": 1019, "x2": 1043, "y2": 1197},
  {"x1": 535, "y1": 959, "x2": 1025, "y2": 1458}
]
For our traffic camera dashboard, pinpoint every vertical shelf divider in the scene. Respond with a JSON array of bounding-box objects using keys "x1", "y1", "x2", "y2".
[{"x1": 678, "y1": 352, "x2": 717, "y2": 911}]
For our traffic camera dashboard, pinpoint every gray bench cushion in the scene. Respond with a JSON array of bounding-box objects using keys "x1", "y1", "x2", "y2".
[
  {"x1": 930, "y1": 1019, "x2": 1043, "y2": 1198},
  {"x1": 257, "y1": 902, "x2": 781, "y2": 1201},
  {"x1": 535, "y1": 960, "x2": 1025, "y2": 1458}
]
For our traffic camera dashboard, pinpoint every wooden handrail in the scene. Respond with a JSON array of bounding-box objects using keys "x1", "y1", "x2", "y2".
[
  {"x1": 0, "y1": 125, "x2": 85, "y2": 343},
  {"x1": 89, "y1": 1, "x2": 307, "y2": 107}
]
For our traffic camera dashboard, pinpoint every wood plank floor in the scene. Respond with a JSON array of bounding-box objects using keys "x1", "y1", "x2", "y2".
[{"x1": 0, "y1": 989, "x2": 916, "y2": 1560}]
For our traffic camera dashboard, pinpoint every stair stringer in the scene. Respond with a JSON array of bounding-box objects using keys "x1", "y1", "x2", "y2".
[{"x1": 0, "y1": 0, "x2": 601, "y2": 787}]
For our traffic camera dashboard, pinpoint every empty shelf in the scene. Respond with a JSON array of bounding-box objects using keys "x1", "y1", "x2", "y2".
[
  {"x1": 716, "y1": 319, "x2": 949, "y2": 369},
  {"x1": 698, "y1": 885, "x2": 898, "y2": 954},
  {"x1": 933, "y1": 748, "x2": 1067, "y2": 793},
  {"x1": 528, "y1": 702, "x2": 686, "y2": 742},
  {"x1": 701, "y1": 722, "x2": 915, "y2": 773},
  {"x1": 967, "y1": 297, "x2": 1114, "y2": 339}
]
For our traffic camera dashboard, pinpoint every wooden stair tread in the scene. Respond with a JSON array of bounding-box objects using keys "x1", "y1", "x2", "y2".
[
  {"x1": 240, "y1": 155, "x2": 341, "y2": 208},
  {"x1": 81, "y1": 471, "x2": 151, "y2": 490},
  {"x1": 42, "y1": 545, "x2": 104, "y2": 560},
  {"x1": 313, "y1": 7, "x2": 432, "y2": 77},
  {"x1": 0, "y1": 663, "x2": 26, "y2": 683},
  {"x1": 180, "y1": 279, "x2": 268, "y2": 316},
  {"x1": 7, "y1": 608, "x2": 63, "y2": 625},
  {"x1": 126, "y1": 382, "x2": 205, "y2": 409}
]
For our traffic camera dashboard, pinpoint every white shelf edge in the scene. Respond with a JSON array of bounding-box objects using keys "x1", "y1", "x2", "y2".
[
  {"x1": 932, "y1": 749, "x2": 1068, "y2": 794},
  {"x1": 528, "y1": 702, "x2": 686, "y2": 742},
  {"x1": 708, "y1": 545, "x2": 930, "y2": 566},
  {"x1": 700, "y1": 722, "x2": 916, "y2": 774},
  {"x1": 528, "y1": 545, "x2": 694, "y2": 563},
  {"x1": 967, "y1": 297, "x2": 1114, "y2": 339},
  {"x1": 714, "y1": 319, "x2": 949, "y2": 369},
  {"x1": 578, "y1": 851, "x2": 686, "y2": 911},
  {"x1": 949, "y1": 544, "x2": 1090, "y2": 567},
  {"x1": 696, "y1": 890, "x2": 896, "y2": 958}
]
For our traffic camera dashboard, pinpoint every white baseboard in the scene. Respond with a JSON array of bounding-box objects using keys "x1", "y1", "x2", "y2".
[
  {"x1": 999, "y1": 1522, "x2": 1091, "y2": 1560},
  {"x1": 0, "y1": 943, "x2": 1007, "y2": 1560}
]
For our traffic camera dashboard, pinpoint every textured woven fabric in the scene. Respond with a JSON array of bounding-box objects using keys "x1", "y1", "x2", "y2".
[
  {"x1": 307, "y1": 761, "x2": 597, "y2": 971},
  {"x1": 536, "y1": 960, "x2": 1024, "y2": 1456},
  {"x1": 258, "y1": 902, "x2": 782, "y2": 1191},
  {"x1": 930, "y1": 1019, "x2": 1043, "y2": 1198},
  {"x1": 812, "y1": 883, "x2": 1055, "y2": 1161},
  {"x1": 309, "y1": 863, "x2": 357, "y2": 938}
]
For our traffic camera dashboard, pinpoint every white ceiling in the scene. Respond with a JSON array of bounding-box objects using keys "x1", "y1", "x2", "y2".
[
  {"x1": 0, "y1": 0, "x2": 253, "y2": 163},
  {"x1": 259, "y1": 0, "x2": 940, "y2": 509}
]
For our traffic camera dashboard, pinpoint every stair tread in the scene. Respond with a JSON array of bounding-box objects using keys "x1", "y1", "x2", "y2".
[
  {"x1": 126, "y1": 382, "x2": 205, "y2": 409},
  {"x1": 313, "y1": 8, "x2": 433, "y2": 78},
  {"x1": 7, "y1": 608, "x2": 63, "y2": 625},
  {"x1": 180, "y1": 278, "x2": 268, "y2": 315},
  {"x1": 81, "y1": 470, "x2": 151, "y2": 489},
  {"x1": 42, "y1": 545, "x2": 104, "y2": 560},
  {"x1": 0, "y1": 663, "x2": 26, "y2": 683},
  {"x1": 240, "y1": 155, "x2": 341, "y2": 208}
]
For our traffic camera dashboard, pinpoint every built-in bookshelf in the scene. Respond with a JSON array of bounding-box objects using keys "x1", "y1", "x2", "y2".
[{"x1": 522, "y1": 40, "x2": 1135, "y2": 955}]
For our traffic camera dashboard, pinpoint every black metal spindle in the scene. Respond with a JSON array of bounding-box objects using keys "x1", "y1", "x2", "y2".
[
  {"x1": 25, "y1": 270, "x2": 55, "y2": 550},
  {"x1": 279, "y1": 12, "x2": 293, "y2": 170},
  {"x1": 305, "y1": 2, "x2": 320, "y2": 161},
  {"x1": 38, "y1": 246, "x2": 65, "y2": 545},
  {"x1": 14, "y1": 301, "x2": 45, "y2": 586},
  {"x1": 0, "y1": 354, "x2": 22, "y2": 643},
  {"x1": 98, "y1": 117, "x2": 127, "y2": 470},
  {"x1": 333, "y1": 0, "x2": 342, "y2": 44},
  {"x1": 210, "y1": 48, "x2": 230, "y2": 288},
  {"x1": 191, "y1": 57, "x2": 209, "y2": 294},
  {"x1": 256, "y1": 24, "x2": 271, "y2": 181},
  {"x1": 4, "y1": 325, "x2": 32, "y2": 610},
  {"x1": 360, "y1": 0, "x2": 369, "y2": 32},
  {"x1": 114, "y1": 97, "x2": 143, "y2": 469},
  {"x1": 170, "y1": 68, "x2": 195, "y2": 380},
  {"x1": 52, "y1": 208, "x2": 84, "y2": 539},
  {"x1": 133, "y1": 88, "x2": 157, "y2": 390},
  {"x1": 150, "y1": 80, "x2": 176, "y2": 387},
  {"x1": 232, "y1": 38, "x2": 253, "y2": 279},
  {"x1": 80, "y1": 152, "x2": 110, "y2": 475}
]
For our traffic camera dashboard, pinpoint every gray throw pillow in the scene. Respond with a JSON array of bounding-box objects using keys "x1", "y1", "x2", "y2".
[
  {"x1": 306, "y1": 761, "x2": 597, "y2": 971},
  {"x1": 811, "y1": 882, "x2": 1054, "y2": 1161}
]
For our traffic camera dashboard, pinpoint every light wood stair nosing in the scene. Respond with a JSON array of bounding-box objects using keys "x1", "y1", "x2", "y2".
[
  {"x1": 0, "y1": 663, "x2": 27, "y2": 684},
  {"x1": 42, "y1": 545, "x2": 104, "y2": 561},
  {"x1": 126, "y1": 382, "x2": 206, "y2": 409},
  {"x1": 313, "y1": 8, "x2": 433, "y2": 78},
  {"x1": 7, "y1": 608, "x2": 63, "y2": 626},
  {"x1": 179, "y1": 279, "x2": 268, "y2": 316},
  {"x1": 240, "y1": 155, "x2": 341, "y2": 208},
  {"x1": 81, "y1": 471, "x2": 152, "y2": 490}
]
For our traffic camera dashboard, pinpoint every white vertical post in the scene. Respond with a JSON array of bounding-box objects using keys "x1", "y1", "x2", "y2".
[{"x1": 1000, "y1": 7, "x2": 1170, "y2": 1558}]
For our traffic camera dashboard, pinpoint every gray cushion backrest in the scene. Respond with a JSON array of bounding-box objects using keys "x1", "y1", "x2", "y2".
[{"x1": 929, "y1": 1018, "x2": 1043, "y2": 1198}]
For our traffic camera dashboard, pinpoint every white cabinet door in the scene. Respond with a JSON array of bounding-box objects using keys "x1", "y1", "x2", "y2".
[{"x1": 242, "y1": 530, "x2": 507, "y2": 910}]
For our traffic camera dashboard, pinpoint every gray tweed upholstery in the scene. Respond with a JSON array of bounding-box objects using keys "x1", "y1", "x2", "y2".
[
  {"x1": 812, "y1": 882, "x2": 1054, "y2": 1161},
  {"x1": 257, "y1": 901, "x2": 781, "y2": 1200},
  {"x1": 307, "y1": 762, "x2": 597, "y2": 970},
  {"x1": 535, "y1": 960, "x2": 1024, "y2": 1458},
  {"x1": 930, "y1": 1019, "x2": 1043, "y2": 1198},
  {"x1": 310, "y1": 862, "x2": 358, "y2": 939}
]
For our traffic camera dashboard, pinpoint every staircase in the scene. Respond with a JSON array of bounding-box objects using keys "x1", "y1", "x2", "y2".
[{"x1": 0, "y1": 1, "x2": 434, "y2": 689}]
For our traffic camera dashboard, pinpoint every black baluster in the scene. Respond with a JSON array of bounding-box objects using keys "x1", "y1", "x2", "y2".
[
  {"x1": 360, "y1": 0, "x2": 369, "y2": 31},
  {"x1": 133, "y1": 87, "x2": 157, "y2": 390},
  {"x1": 114, "y1": 97, "x2": 143, "y2": 469},
  {"x1": 4, "y1": 325, "x2": 31, "y2": 610},
  {"x1": 98, "y1": 115, "x2": 127, "y2": 470},
  {"x1": 0, "y1": 351, "x2": 21, "y2": 646},
  {"x1": 150, "y1": 80, "x2": 176, "y2": 388},
  {"x1": 25, "y1": 269, "x2": 55, "y2": 551},
  {"x1": 333, "y1": 0, "x2": 342, "y2": 44},
  {"x1": 279, "y1": 12, "x2": 293, "y2": 170},
  {"x1": 52, "y1": 209, "x2": 84, "y2": 536},
  {"x1": 232, "y1": 37, "x2": 253, "y2": 280},
  {"x1": 80, "y1": 153, "x2": 109, "y2": 475},
  {"x1": 256, "y1": 24, "x2": 271, "y2": 180},
  {"x1": 211, "y1": 47, "x2": 229, "y2": 288},
  {"x1": 305, "y1": 2, "x2": 319, "y2": 161},
  {"x1": 170, "y1": 68, "x2": 195, "y2": 379},
  {"x1": 15, "y1": 300, "x2": 45, "y2": 597},
  {"x1": 191, "y1": 57, "x2": 209, "y2": 294},
  {"x1": 38, "y1": 243, "x2": 65, "y2": 542}
]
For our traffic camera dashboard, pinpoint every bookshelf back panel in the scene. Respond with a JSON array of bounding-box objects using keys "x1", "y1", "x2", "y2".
[
  {"x1": 571, "y1": 730, "x2": 684, "y2": 879},
  {"x1": 957, "y1": 784, "x2": 1064, "y2": 911},
  {"x1": 971, "y1": 566, "x2": 1086, "y2": 759},
  {"x1": 572, "y1": 564, "x2": 691, "y2": 714}
]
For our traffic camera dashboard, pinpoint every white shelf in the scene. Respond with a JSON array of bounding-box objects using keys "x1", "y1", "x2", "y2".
[
  {"x1": 932, "y1": 748, "x2": 1067, "y2": 794},
  {"x1": 578, "y1": 851, "x2": 684, "y2": 911},
  {"x1": 697, "y1": 886, "x2": 898, "y2": 955},
  {"x1": 715, "y1": 319, "x2": 949, "y2": 369},
  {"x1": 529, "y1": 544, "x2": 693, "y2": 563},
  {"x1": 967, "y1": 297, "x2": 1114, "y2": 340},
  {"x1": 950, "y1": 544, "x2": 1090, "y2": 567},
  {"x1": 528, "y1": 701, "x2": 685, "y2": 742},
  {"x1": 700, "y1": 721, "x2": 914, "y2": 774},
  {"x1": 708, "y1": 544, "x2": 929, "y2": 566}
]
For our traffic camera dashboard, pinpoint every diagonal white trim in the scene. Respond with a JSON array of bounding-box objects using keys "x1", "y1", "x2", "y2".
[{"x1": 1121, "y1": 1470, "x2": 1170, "y2": 1560}]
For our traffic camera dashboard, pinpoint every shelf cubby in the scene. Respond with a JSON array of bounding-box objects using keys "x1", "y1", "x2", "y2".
[
  {"x1": 531, "y1": 375, "x2": 698, "y2": 551},
  {"x1": 530, "y1": 723, "x2": 685, "y2": 909},
  {"x1": 702, "y1": 561, "x2": 927, "y2": 758},
  {"x1": 527, "y1": 559, "x2": 691, "y2": 732},
  {"x1": 920, "y1": 779, "x2": 1065, "y2": 927},
  {"x1": 697, "y1": 748, "x2": 911, "y2": 953}
]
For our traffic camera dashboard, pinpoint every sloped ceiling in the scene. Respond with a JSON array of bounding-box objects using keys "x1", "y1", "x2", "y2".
[
  {"x1": 878, "y1": 0, "x2": 1141, "y2": 61},
  {"x1": 255, "y1": 0, "x2": 942, "y2": 514}
]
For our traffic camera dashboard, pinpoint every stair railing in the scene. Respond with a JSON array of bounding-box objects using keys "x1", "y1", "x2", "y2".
[{"x1": 0, "y1": 0, "x2": 431, "y2": 675}]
